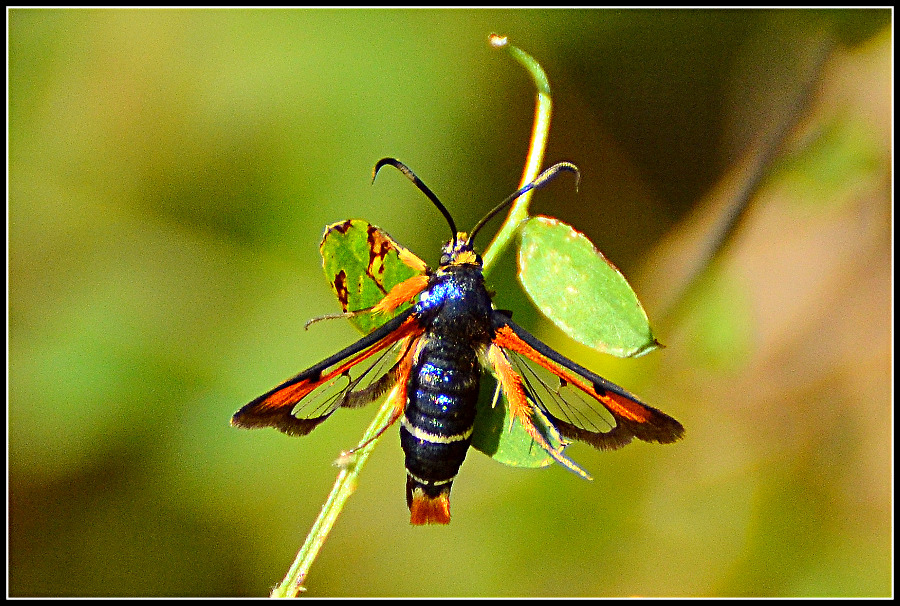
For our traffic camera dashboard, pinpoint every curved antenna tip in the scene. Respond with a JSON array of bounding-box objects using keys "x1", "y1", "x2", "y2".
[
  {"x1": 468, "y1": 161, "x2": 581, "y2": 247},
  {"x1": 370, "y1": 158, "x2": 458, "y2": 244},
  {"x1": 372, "y1": 157, "x2": 400, "y2": 184}
]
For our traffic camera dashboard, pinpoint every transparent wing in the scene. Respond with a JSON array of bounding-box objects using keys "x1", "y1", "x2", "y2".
[
  {"x1": 492, "y1": 313, "x2": 684, "y2": 449},
  {"x1": 232, "y1": 309, "x2": 423, "y2": 436},
  {"x1": 290, "y1": 336, "x2": 407, "y2": 414},
  {"x1": 505, "y1": 350, "x2": 631, "y2": 450}
]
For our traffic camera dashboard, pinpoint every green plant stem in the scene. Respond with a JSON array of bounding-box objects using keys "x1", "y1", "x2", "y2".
[
  {"x1": 270, "y1": 387, "x2": 401, "y2": 598},
  {"x1": 481, "y1": 34, "x2": 553, "y2": 276},
  {"x1": 271, "y1": 33, "x2": 553, "y2": 597}
]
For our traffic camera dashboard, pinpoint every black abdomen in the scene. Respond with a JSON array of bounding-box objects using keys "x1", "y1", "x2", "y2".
[{"x1": 401, "y1": 336, "x2": 481, "y2": 509}]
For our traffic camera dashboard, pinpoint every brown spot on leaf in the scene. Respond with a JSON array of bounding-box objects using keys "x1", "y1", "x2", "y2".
[
  {"x1": 366, "y1": 226, "x2": 393, "y2": 276},
  {"x1": 365, "y1": 226, "x2": 395, "y2": 294},
  {"x1": 332, "y1": 220, "x2": 354, "y2": 235},
  {"x1": 333, "y1": 269, "x2": 350, "y2": 311}
]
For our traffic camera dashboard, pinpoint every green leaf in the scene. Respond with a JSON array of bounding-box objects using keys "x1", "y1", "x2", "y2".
[
  {"x1": 320, "y1": 219, "x2": 423, "y2": 334},
  {"x1": 518, "y1": 216, "x2": 658, "y2": 357},
  {"x1": 470, "y1": 374, "x2": 566, "y2": 468}
]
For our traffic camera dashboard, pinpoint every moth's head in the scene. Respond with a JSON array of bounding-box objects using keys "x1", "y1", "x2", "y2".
[{"x1": 439, "y1": 232, "x2": 482, "y2": 267}]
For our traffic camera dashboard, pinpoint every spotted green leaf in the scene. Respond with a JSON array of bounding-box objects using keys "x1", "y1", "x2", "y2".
[
  {"x1": 518, "y1": 216, "x2": 659, "y2": 358},
  {"x1": 320, "y1": 219, "x2": 423, "y2": 334}
]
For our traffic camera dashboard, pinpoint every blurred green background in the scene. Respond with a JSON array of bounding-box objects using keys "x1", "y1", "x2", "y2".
[{"x1": 8, "y1": 9, "x2": 892, "y2": 597}]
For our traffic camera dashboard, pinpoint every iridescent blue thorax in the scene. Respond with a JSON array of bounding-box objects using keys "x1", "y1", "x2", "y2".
[{"x1": 413, "y1": 235, "x2": 493, "y2": 344}]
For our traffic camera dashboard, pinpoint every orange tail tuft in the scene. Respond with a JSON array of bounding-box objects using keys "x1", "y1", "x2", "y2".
[{"x1": 409, "y1": 487, "x2": 451, "y2": 525}]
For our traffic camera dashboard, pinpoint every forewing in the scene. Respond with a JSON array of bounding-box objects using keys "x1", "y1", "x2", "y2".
[
  {"x1": 505, "y1": 351, "x2": 632, "y2": 450},
  {"x1": 232, "y1": 309, "x2": 423, "y2": 436},
  {"x1": 492, "y1": 313, "x2": 684, "y2": 449}
]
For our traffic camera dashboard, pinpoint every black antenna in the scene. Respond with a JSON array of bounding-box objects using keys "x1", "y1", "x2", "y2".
[
  {"x1": 372, "y1": 158, "x2": 457, "y2": 248},
  {"x1": 468, "y1": 162, "x2": 580, "y2": 247}
]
